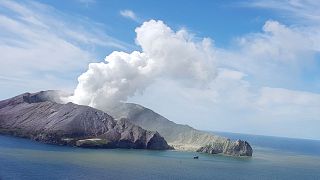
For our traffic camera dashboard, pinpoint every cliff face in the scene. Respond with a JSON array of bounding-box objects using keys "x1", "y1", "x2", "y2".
[
  {"x1": 0, "y1": 91, "x2": 171, "y2": 150},
  {"x1": 196, "y1": 140, "x2": 253, "y2": 156},
  {"x1": 107, "y1": 103, "x2": 253, "y2": 156}
]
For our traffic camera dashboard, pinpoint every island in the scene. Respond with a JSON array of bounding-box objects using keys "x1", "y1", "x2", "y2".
[
  {"x1": 108, "y1": 102, "x2": 253, "y2": 156},
  {"x1": 0, "y1": 90, "x2": 252, "y2": 156},
  {"x1": 0, "y1": 91, "x2": 171, "y2": 150}
]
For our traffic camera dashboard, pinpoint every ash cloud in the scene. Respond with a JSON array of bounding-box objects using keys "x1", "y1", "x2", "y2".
[{"x1": 69, "y1": 20, "x2": 217, "y2": 110}]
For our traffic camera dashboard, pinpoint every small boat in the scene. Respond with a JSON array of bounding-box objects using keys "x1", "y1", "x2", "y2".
[{"x1": 193, "y1": 156, "x2": 199, "y2": 159}]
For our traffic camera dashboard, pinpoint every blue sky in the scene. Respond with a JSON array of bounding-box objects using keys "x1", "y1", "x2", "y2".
[
  {"x1": 35, "y1": 1, "x2": 283, "y2": 54},
  {"x1": 0, "y1": 0, "x2": 320, "y2": 140},
  {"x1": 43, "y1": 0, "x2": 278, "y2": 51}
]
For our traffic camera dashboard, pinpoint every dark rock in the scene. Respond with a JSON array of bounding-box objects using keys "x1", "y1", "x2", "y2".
[
  {"x1": 196, "y1": 139, "x2": 253, "y2": 156},
  {"x1": 0, "y1": 91, "x2": 171, "y2": 150}
]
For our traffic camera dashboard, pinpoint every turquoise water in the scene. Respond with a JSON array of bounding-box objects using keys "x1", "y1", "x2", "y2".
[{"x1": 0, "y1": 134, "x2": 320, "y2": 180}]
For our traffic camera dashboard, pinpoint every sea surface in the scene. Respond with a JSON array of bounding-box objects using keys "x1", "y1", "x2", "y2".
[{"x1": 0, "y1": 133, "x2": 320, "y2": 180}]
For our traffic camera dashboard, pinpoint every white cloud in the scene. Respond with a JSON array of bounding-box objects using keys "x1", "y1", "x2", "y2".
[
  {"x1": 217, "y1": 19, "x2": 320, "y2": 87},
  {"x1": 70, "y1": 20, "x2": 217, "y2": 110},
  {"x1": 69, "y1": 18, "x2": 320, "y2": 139},
  {"x1": 128, "y1": 67, "x2": 320, "y2": 139},
  {"x1": 227, "y1": 1, "x2": 320, "y2": 88},
  {"x1": 258, "y1": 87, "x2": 320, "y2": 107},
  {"x1": 120, "y1": 9, "x2": 140, "y2": 22},
  {"x1": 0, "y1": 0, "x2": 129, "y2": 99},
  {"x1": 256, "y1": 87, "x2": 320, "y2": 119}
]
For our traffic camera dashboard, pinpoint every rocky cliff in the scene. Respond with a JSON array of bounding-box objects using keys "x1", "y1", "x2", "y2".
[
  {"x1": 0, "y1": 91, "x2": 171, "y2": 150},
  {"x1": 196, "y1": 140, "x2": 252, "y2": 156},
  {"x1": 107, "y1": 103, "x2": 253, "y2": 156}
]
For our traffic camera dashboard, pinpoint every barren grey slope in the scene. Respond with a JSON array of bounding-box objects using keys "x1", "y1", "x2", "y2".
[
  {"x1": 108, "y1": 103, "x2": 253, "y2": 156},
  {"x1": 0, "y1": 91, "x2": 171, "y2": 150}
]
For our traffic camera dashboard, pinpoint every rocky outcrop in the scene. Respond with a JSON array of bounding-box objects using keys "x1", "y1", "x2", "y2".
[
  {"x1": 0, "y1": 91, "x2": 171, "y2": 150},
  {"x1": 196, "y1": 140, "x2": 252, "y2": 156},
  {"x1": 107, "y1": 103, "x2": 253, "y2": 156}
]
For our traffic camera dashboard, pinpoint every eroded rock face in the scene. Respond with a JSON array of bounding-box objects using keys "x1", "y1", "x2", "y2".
[
  {"x1": 196, "y1": 140, "x2": 253, "y2": 156},
  {"x1": 107, "y1": 103, "x2": 253, "y2": 156},
  {"x1": 0, "y1": 91, "x2": 171, "y2": 150}
]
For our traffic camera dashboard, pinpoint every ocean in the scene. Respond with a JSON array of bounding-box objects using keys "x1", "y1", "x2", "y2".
[{"x1": 0, "y1": 133, "x2": 319, "y2": 180}]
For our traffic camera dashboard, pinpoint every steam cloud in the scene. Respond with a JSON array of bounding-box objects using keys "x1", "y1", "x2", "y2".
[{"x1": 70, "y1": 20, "x2": 217, "y2": 110}]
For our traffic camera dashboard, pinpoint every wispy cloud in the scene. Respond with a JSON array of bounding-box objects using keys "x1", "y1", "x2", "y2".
[
  {"x1": 0, "y1": 0, "x2": 131, "y2": 98},
  {"x1": 120, "y1": 9, "x2": 140, "y2": 23},
  {"x1": 77, "y1": 0, "x2": 96, "y2": 7},
  {"x1": 243, "y1": 0, "x2": 320, "y2": 24}
]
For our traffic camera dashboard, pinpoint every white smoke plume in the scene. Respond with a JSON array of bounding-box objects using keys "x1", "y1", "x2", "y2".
[{"x1": 70, "y1": 20, "x2": 217, "y2": 110}]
